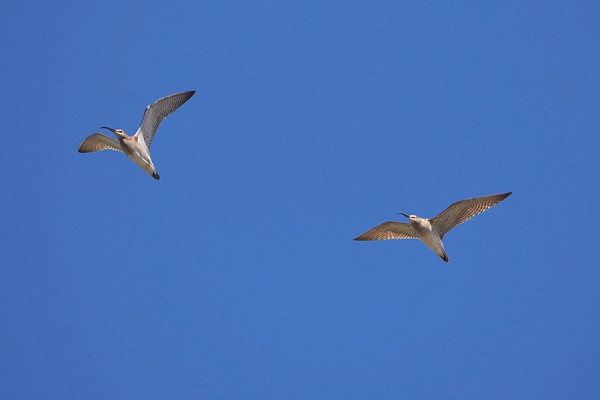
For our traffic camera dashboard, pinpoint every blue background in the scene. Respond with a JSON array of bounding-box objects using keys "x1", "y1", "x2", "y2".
[{"x1": 2, "y1": 1, "x2": 599, "y2": 398}]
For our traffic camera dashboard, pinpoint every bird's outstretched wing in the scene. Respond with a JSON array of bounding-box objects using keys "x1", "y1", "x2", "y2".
[
  {"x1": 354, "y1": 221, "x2": 419, "y2": 241},
  {"x1": 78, "y1": 133, "x2": 123, "y2": 153},
  {"x1": 134, "y1": 91, "x2": 195, "y2": 149},
  {"x1": 430, "y1": 192, "x2": 512, "y2": 238}
]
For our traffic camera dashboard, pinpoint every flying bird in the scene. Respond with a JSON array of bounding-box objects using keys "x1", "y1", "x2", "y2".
[
  {"x1": 354, "y1": 192, "x2": 512, "y2": 262},
  {"x1": 78, "y1": 91, "x2": 195, "y2": 180}
]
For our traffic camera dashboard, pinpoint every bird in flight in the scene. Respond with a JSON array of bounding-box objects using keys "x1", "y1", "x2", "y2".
[
  {"x1": 354, "y1": 192, "x2": 512, "y2": 262},
  {"x1": 78, "y1": 91, "x2": 195, "y2": 180}
]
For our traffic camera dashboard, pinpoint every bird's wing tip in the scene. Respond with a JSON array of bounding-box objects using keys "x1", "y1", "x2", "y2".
[{"x1": 177, "y1": 90, "x2": 195, "y2": 97}]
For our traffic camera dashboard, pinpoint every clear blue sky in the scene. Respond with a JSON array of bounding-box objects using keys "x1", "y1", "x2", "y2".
[{"x1": 2, "y1": 1, "x2": 599, "y2": 399}]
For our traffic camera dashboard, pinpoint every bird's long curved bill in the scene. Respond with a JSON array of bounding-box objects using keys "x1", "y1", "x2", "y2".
[
  {"x1": 397, "y1": 212, "x2": 410, "y2": 218},
  {"x1": 100, "y1": 126, "x2": 115, "y2": 133}
]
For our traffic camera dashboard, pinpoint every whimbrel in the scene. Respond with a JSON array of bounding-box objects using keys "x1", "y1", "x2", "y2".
[
  {"x1": 354, "y1": 192, "x2": 512, "y2": 262},
  {"x1": 78, "y1": 91, "x2": 195, "y2": 179}
]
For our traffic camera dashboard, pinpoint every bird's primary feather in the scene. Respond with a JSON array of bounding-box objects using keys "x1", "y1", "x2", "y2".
[
  {"x1": 134, "y1": 91, "x2": 195, "y2": 149},
  {"x1": 354, "y1": 221, "x2": 419, "y2": 241},
  {"x1": 78, "y1": 133, "x2": 123, "y2": 153},
  {"x1": 429, "y1": 192, "x2": 512, "y2": 238}
]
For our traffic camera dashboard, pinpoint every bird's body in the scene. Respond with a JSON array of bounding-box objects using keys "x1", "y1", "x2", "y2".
[
  {"x1": 407, "y1": 217, "x2": 449, "y2": 262},
  {"x1": 118, "y1": 134, "x2": 159, "y2": 179},
  {"x1": 78, "y1": 91, "x2": 195, "y2": 179},
  {"x1": 354, "y1": 192, "x2": 512, "y2": 262}
]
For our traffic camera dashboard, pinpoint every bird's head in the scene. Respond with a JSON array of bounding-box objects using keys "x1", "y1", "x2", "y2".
[
  {"x1": 398, "y1": 212, "x2": 419, "y2": 222},
  {"x1": 101, "y1": 127, "x2": 126, "y2": 139}
]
